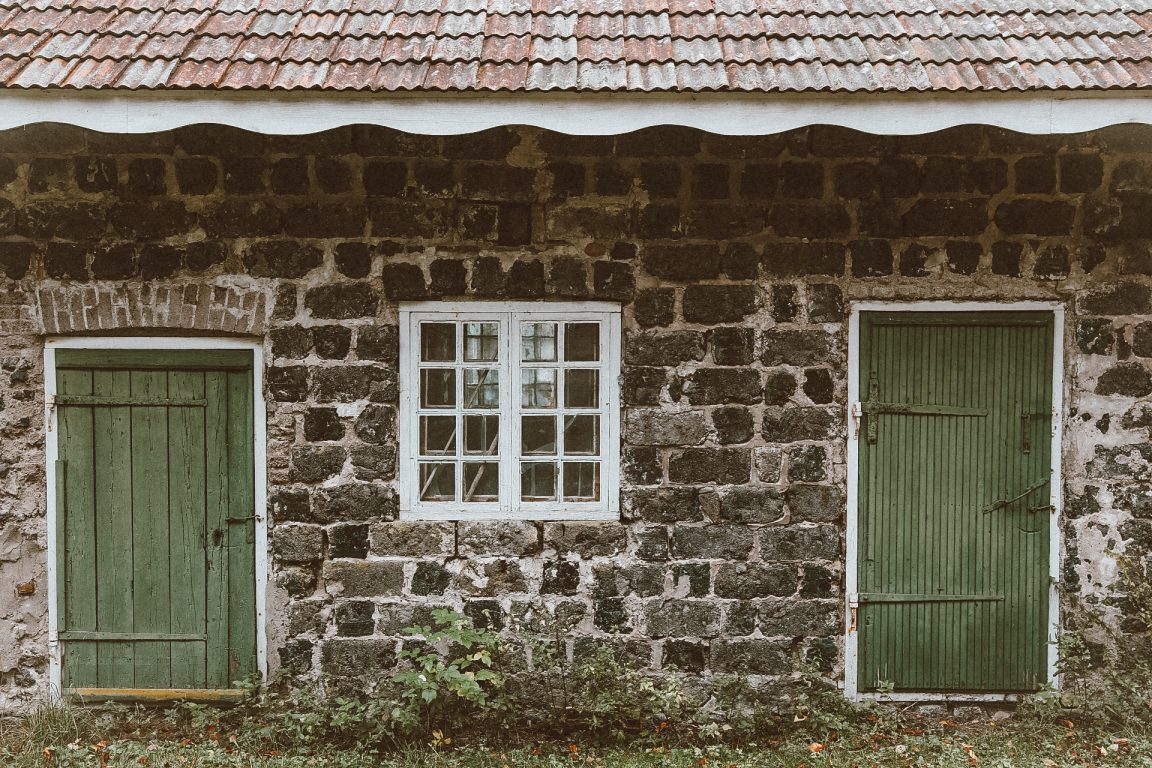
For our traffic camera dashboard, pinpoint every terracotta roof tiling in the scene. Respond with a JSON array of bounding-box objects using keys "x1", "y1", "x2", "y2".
[{"x1": 1, "y1": 0, "x2": 1152, "y2": 91}]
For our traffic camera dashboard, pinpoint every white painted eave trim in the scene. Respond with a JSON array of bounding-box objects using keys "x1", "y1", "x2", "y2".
[{"x1": 0, "y1": 89, "x2": 1149, "y2": 136}]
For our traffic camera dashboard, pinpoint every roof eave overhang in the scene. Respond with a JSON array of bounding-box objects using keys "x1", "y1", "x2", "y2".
[{"x1": 0, "y1": 89, "x2": 1150, "y2": 136}]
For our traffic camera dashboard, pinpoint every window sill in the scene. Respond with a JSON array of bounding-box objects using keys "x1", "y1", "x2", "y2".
[{"x1": 399, "y1": 508, "x2": 620, "y2": 522}]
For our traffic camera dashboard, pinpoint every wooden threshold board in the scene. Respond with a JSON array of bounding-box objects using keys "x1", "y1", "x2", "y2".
[{"x1": 65, "y1": 688, "x2": 246, "y2": 704}]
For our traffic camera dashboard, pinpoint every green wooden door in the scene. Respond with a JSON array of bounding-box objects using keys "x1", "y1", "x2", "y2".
[
  {"x1": 56, "y1": 349, "x2": 256, "y2": 694},
  {"x1": 857, "y1": 312, "x2": 1054, "y2": 693}
]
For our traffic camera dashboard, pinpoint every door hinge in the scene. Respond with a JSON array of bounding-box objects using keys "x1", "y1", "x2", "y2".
[
  {"x1": 848, "y1": 593, "x2": 859, "y2": 633},
  {"x1": 850, "y1": 401, "x2": 863, "y2": 440}
]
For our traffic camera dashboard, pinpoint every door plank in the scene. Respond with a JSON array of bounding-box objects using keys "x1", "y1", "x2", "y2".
[
  {"x1": 226, "y1": 369, "x2": 257, "y2": 684},
  {"x1": 130, "y1": 370, "x2": 172, "y2": 689},
  {"x1": 204, "y1": 371, "x2": 231, "y2": 689},
  {"x1": 58, "y1": 370, "x2": 97, "y2": 689},
  {"x1": 91, "y1": 370, "x2": 134, "y2": 688},
  {"x1": 168, "y1": 370, "x2": 208, "y2": 689}
]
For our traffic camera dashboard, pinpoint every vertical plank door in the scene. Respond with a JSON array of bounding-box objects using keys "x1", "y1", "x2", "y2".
[
  {"x1": 56, "y1": 349, "x2": 256, "y2": 695},
  {"x1": 856, "y1": 312, "x2": 1054, "y2": 693}
]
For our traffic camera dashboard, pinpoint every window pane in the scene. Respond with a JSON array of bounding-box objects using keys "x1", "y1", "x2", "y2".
[
  {"x1": 421, "y1": 369, "x2": 456, "y2": 408},
  {"x1": 521, "y1": 322, "x2": 557, "y2": 362},
  {"x1": 464, "y1": 368, "x2": 499, "y2": 409},
  {"x1": 521, "y1": 415, "x2": 557, "y2": 455},
  {"x1": 419, "y1": 462, "x2": 456, "y2": 502},
  {"x1": 564, "y1": 369, "x2": 598, "y2": 408},
  {"x1": 521, "y1": 462, "x2": 557, "y2": 501},
  {"x1": 464, "y1": 415, "x2": 499, "y2": 455},
  {"x1": 420, "y1": 415, "x2": 457, "y2": 455},
  {"x1": 563, "y1": 462, "x2": 600, "y2": 501},
  {"x1": 421, "y1": 323, "x2": 456, "y2": 362},
  {"x1": 464, "y1": 322, "x2": 499, "y2": 362},
  {"x1": 563, "y1": 414, "x2": 598, "y2": 455},
  {"x1": 521, "y1": 368, "x2": 557, "y2": 408},
  {"x1": 463, "y1": 462, "x2": 499, "y2": 502},
  {"x1": 565, "y1": 323, "x2": 599, "y2": 361}
]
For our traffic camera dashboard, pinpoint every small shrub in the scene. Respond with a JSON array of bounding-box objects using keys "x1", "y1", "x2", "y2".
[{"x1": 391, "y1": 608, "x2": 507, "y2": 735}]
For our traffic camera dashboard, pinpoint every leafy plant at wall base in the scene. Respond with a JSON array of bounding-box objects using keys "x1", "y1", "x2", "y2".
[{"x1": 391, "y1": 608, "x2": 507, "y2": 737}]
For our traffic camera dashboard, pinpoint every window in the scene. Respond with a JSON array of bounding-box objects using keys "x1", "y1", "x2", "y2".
[{"x1": 399, "y1": 301, "x2": 621, "y2": 520}]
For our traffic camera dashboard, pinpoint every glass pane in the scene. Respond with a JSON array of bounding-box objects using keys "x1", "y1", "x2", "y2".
[
  {"x1": 521, "y1": 322, "x2": 557, "y2": 362},
  {"x1": 521, "y1": 462, "x2": 557, "y2": 501},
  {"x1": 463, "y1": 368, "x2": 499, "y2": 409},
  {"x1": 563, "y1": 462, "x2": 600, "y2": 501},
  {"x1": 420, "y1": 415, "x2": 457, "y2": 455},
  {"x1": 464, "y1": 415, "x2": 499, "y2": 455},
  {"x1": 521, "y1": 415, "x2": 557, "y2": 455},
  {"x1": 420, "y1": 369, "x2": 456, "y2": 408},
  {"x1": 563, "y1": 414, "x2": 598, "y2": 455},
  {"x1": 464, "y1": 322, "x2": 499, "y2": 362},
  {"x1": 463, "y1": 462, "x2": 499, "y2": 502},
  {"x1": 565, "y1": 323, "x2": 600, "y2": 361},
  {"x1": 521, "y1": 368, "x2": 557, "y2": 408},
  {"x1": 419, "y1": 462, "x2": 455, "y2": 502},
  {"x1": 421, "y1": 323, "x2": 456, "y2": 362},
  {"x1": 564, "y1": 369, "x2": 598, "y2": 408}
]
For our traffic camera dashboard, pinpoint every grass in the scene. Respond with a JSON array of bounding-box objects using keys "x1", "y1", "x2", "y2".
[{"x1": 2, "y1": 701, "x2": 1151, "y2": 768}]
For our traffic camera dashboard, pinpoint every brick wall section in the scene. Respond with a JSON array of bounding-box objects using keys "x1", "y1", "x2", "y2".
[{"x1": 0, "y1": 122, "x2": 1150, "y2": 705}]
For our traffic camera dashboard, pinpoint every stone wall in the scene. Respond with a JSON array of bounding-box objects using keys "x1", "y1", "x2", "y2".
[{"x1": 0, "y1": 122, "x2": 1150, "y2": 709}]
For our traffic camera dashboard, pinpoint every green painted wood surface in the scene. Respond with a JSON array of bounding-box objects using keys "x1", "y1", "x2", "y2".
[
  {"x1": 57, "y1": 350, "x2": 256, "y2": 692},
  {"x1": 857, "y1": 311, "x2": 1054, "y2": 693}
]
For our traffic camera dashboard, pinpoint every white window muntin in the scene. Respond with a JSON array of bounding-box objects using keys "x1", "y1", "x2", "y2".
[{"x1": 399, "y1": 301, "x2": 621, "y2": 521}]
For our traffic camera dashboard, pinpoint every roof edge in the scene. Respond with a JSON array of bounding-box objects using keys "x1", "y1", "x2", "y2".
[{"x1": 0, "y1": 90, "x2": 1149, "y2": 136}]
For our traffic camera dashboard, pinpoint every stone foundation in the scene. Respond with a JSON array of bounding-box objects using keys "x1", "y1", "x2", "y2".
[{"x1": 0, "y1": 122, "x2": 1150, "y2": 708}]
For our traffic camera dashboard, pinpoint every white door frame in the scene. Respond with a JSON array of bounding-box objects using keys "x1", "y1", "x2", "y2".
[
  {"x1": 44, "y1": 336, "x2": 268, "y2": 695},
  {"x1": 843, "y1": 300, "x2": 1065, "y2": 702}
]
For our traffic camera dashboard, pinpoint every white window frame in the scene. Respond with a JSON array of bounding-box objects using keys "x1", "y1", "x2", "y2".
[{"x1": 399, "y1": 301, "x2": 621, "y2": 521}]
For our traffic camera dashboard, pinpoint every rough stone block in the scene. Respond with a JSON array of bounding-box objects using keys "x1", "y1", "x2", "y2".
[
  {"x1": 313, "y1": 483, "x2": 398, "y2": 523},
  {"x1": 671, "y1": 525, "x2": 754, "y2": 560},
  {"x1": 760, "y1": 525, "x2": 840, "y2": 562},
  {"x1": 669, "y1": 447, "x2": 750, "y2": 484},
  {"x1": 760, "y1": 600, "x2": 838, "y2": 637},
  {"x1": 544, "y1": 522, "x2": 628, "y2": 557},
  {"x1": 644, "y1": 599, "x2": 721, "y2": 638},
  {"x1": 762, "y1": 407, "x2": 839, "y2": 443},
  {"x1": 624, "y1": 408, "x2": 707, "y2": 446},
  {"x1": 712, "y1": 406, "x2": 754, "y2": 445},
  {"x1": 328, "y1": 523, "x2": 370, "y2": 559},
  {"x1": 323, "y1": 560, "x2": 405, "y2": 597},
  {"x1": 786, "y1": 485, "x2": 842, "y2": 524},
  {"x1": 371, "y1": 521, "x2": 454, "y2": 557},
  {"x1": 321, "y1": 638, "x2": 397, "y2": 676},
  {"x1": 682, "y1": 368, "x2": 762, "y2": 405},
  {"x1": 457, "y1": 521, "x2": 539, "y2": 557},
  {"x1": 625, "y1": 330, "x2": 706, "y2": 366},
  {"x1": 272, "y1": 523, "x2": 325, "y2": 563},
  {"x1": 710, "y1": 638, "x2": 790, "y2": 674},
  {"x1": 760, "y1": 329, "x2": 836, "y2": 367},
  {"x1": 305, "y1": 283, "x2": 380, "y2": 320},
  {"x1": 291, "y1": 445, "x2": 346, "y2": 483},
  {"x1": 714, "y1": 563, "x2": 797, "y2": 598},
  {"x1": 412, "y1": 561, "x2": 453, "y2": 596},
  {"x1": 682, "y1": 285, "x2": 758, "y2": 323},
  {"x1": 335, "y1": 601, "x2": 375, "y2": 637},
  {"x1": 717, "y1": 487, "x2": 786, "y2": 524}
]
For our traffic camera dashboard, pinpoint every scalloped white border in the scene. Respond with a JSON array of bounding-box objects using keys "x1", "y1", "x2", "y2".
[{"x1": 0, "y1": 90, "x2": 1149, "y2": 135}]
